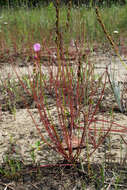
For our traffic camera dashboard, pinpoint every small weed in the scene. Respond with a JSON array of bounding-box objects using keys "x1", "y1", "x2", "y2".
[
  {"x1": 30, "y1": 140, "x2": 42, "y2": 164},
  {"x1": 0, "y1": 154, "x2": 22, "y2": 180}
]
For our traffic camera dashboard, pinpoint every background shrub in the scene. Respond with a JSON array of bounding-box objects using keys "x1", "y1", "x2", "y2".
[{"x1": 0, "y1": 0, "x2": 126, "y2": 8}]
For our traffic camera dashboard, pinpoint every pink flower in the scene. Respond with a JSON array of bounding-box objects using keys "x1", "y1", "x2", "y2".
[{"x1": 33, "y1": 43, "x2": 41, "y2": 52}]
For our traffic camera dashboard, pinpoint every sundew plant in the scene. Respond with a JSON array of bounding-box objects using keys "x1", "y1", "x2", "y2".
[
  {"x1": 4, "y1": 0, "x2": 127, "y2": 168},
  {"x1": 13, "y1": 44, "x2": 127, "y2": 167}
]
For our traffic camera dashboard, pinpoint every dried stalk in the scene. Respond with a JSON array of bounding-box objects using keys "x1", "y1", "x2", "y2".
[{"x1": 95, "y1": 6, "x2": 127, "y2": 70}]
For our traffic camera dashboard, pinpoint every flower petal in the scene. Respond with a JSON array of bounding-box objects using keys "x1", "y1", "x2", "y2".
[{"x1": 33, "y1": 43, "x2": 41, "y2": 52}]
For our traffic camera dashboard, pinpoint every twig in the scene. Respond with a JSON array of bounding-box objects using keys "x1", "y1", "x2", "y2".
[
  {"x1": 106, "y1": 176, "x2": 115, "y2": 190},
  {"x1": 31, "y1": 182, "x2": 39, "y2": 190},
  {"x1": 0, "y1": 182, "x2": 15, "y2": 190}
]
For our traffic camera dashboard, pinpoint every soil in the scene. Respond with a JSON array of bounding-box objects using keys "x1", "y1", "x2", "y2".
[{"x1": 1, "y1": 48, "x2": 127, "y2": 189}]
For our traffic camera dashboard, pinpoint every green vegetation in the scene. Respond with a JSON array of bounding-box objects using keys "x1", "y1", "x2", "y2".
[{"x1": 0, "y1": 3, "x2": 127, "y2": 53}]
